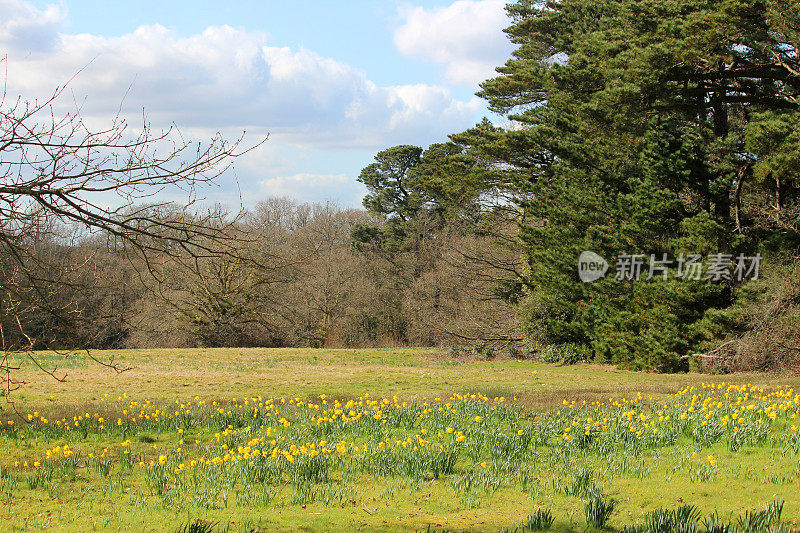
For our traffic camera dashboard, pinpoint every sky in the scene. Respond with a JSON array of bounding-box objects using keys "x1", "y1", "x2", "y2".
[{"x1": 1, "y1": 0, "x2": 514, "y2": 208}]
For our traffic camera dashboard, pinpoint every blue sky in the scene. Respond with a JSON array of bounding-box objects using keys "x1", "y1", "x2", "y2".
[{"x1": 5, "y1": 0, "x2": 513, "y2": 208}]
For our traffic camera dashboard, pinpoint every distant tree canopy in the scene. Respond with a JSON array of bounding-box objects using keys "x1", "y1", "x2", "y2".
[
  {"x1": 359, "y1": 0, "x2": 800, "y2": 371},
  {"x1": 7, "y1": 0, "x2": 800, "y2": 375},
  {"x1": 358, "y1": 145, "x2": 424, "y2": 222},
  {"x1": 355, "y1": 142, "x2": 475, "y2": 251},
  {"x1": 0, "y1": 69, "x2": 255, "y2": 390}
]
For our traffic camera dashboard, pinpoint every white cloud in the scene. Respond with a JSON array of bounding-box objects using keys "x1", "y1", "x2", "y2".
[
  {"x1": 0, "y1": 2, "x2": 482, "y2": 150},
  {"x1": 0, "y1": 0, "x2": 64, "y2": 52},
  {"x1": 394, "y1": 0, "x2": 513, "y2": 87},
  {"x1": 0, "y1": 1, "x2": 495, "y2": 208},
  {"x1": 257, "y1": 173, "x2": 366, "y2": 206}
]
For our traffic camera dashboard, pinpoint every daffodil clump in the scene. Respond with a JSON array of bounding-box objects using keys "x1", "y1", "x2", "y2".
[{"x1": 2, "y1": 383, "x2": 800, "y2": 518}]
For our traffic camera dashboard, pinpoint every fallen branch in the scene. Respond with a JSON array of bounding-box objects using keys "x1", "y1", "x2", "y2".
[{"x1": 680, "y1": 340, "x2": 736, "y2": 360}]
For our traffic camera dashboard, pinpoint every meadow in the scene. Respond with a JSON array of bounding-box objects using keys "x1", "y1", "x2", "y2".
[{"x1": 1, "y1": 348, "x2": 799, "y2": 532}]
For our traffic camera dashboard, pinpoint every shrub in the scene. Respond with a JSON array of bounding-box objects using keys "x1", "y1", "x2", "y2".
[
  {"x1": 524, "y1": 508, "x2": 555, "y2": 531},
  {"x1": 585, "y1": 494, "x2": 615, "y2": 528},
  {"x1": 539, "y1": 344, "x2": 587, "y2": 365},
  {"x1": 621, "y1": 500, "x2": 786, "y2": 533},
  {"x1": 175, "y1": 520, "x2": 217, "y2": 533},
  {"x1": 470, "y1": 343, "x2": 495, "y2": 360}
]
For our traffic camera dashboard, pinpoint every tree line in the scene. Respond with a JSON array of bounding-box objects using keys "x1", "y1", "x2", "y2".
[
  {"x1": 1, "y1": 60, "x2": 520, "y2": 388},
  {"x1": 1, "y1": 196, "x2": 521, "y2": 352},
  {"x1": 3, "y1": 0, "x2": 800, "y2": 376},
  {"x1": 356, "y1": 0, "x2": 800, "y2": 371}
]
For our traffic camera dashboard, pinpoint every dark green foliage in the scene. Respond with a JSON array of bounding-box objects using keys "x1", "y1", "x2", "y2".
[
  {"x1": 702, "y1": 513, "x2": 732, "y2": 533},
  {"x1": 175, "y1": 519, "x2": 217, "y2": 533},
  {"x1": 412, "y1": 141, "x2": 492, "y2": 217},
  {"x1": 354, "y1": 138, "x2": 500, "y2": 254},
  {"x1": 459, "y1": 0, "x2": 800, "y2": 371},
  {"x1": 350, "y1": 223, "x2": 384, "y2": 252},
  {"x1": 349, "y1": 0, "x2": 800, "y2": 370},
  {"x1": 621, "y1": 499, "x2": 786, "y2": 533},
  {"x1": 524, "y1": 508, "x2": 555, "y2": 531},
  {"x1": 641, "y1": 505, "x2": 702, "y2": 533},
  {"x1": 585, "y1": 493, "x2": 616, "y2": 528},
  {"x1": 539, "y1": 343, "x2": 589, "y2": 365},
  {"x1": 736, "y1": 499, "x2": 784, "y2": 533},
  {"x1": 358, "y1": 145, "x2": 424, "y2": 223},
  {"x1": 566, "y1": 465, "x2": 601, "y2": 498},
  {"x1": 357, "y1": 141, "x2": 493, "y2": 225}
]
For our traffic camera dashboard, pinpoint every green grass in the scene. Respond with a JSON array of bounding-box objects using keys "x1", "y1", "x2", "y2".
[
  {"x1": 1, "y1": 348, "x2": 799, "y2": 532},
  {"x1": 5, "y1": 347, "x2": 788, "y2": 409}
]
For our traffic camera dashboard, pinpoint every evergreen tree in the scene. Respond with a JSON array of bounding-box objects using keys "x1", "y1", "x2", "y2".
[{"x1": 465, "y1": 0, "x2": 800, "y2": 369}]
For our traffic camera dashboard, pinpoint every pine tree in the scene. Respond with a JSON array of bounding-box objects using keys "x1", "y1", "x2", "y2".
[{"x1": 464, "y1": 0, "x2": 800, "y2": 368}]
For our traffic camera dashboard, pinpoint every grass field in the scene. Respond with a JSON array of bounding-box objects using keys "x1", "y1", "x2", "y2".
[{"x1": 1, "y1": 348, "x2": 799, "y2": 532}]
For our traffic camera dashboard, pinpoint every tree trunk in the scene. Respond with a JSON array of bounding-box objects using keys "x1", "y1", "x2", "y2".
[
  {"x1": 734, "y1": 165, "x2": 746, "y2": 233},
  {"x1": 711, "y1": 83, "x2": 731, "y2": 220}
]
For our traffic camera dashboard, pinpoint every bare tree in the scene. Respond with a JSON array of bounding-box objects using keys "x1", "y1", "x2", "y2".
[{"x1": 0, "y1": 63, "x2": 263, "y2": 395}]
